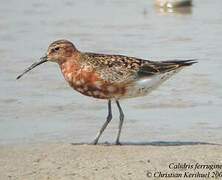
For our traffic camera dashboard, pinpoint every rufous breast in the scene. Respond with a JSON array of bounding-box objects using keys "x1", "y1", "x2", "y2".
[{"x1": 60, "y1": 61, "x2": 126, "y2": 99}]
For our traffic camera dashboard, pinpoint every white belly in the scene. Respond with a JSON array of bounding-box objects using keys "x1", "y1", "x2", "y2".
[{"x1": 121, "y1": 69, "x2": 182, "y2": 99}]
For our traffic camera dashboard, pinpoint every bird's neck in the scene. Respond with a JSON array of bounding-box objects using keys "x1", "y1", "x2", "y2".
[{"x1": 59, "y1": 54, "x2": 81, "y2": 82}]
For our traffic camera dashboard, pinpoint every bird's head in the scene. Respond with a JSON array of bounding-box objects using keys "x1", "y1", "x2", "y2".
[
  {"x1": 46, "y1": 39, "x2": 78, "y2": 63},
  {"x1": 16, "y1": 39, "x2": 78, "y2": 79}
]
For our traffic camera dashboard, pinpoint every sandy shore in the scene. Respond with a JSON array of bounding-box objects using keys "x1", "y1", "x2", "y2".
[{"x1": 0, "y1": 143, "x2": 222, "y2": 180}]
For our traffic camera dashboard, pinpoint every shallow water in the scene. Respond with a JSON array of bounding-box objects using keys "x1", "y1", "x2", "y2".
[{"x1": 0, "y1": 0, "x2": 222, "y2": 145}]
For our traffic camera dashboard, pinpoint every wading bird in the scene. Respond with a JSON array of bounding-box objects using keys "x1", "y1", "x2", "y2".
[{"x1": 17, "y1": 40, "x2": 196, "y2": 145}]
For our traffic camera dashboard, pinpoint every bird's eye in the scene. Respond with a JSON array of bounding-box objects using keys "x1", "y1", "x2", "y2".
[
  {"x1": 51, "y1": 47, "x2": 60, "y2": 53},
  {"x1": 54, "y1": 47, "x2": 60, "y2": 51}
]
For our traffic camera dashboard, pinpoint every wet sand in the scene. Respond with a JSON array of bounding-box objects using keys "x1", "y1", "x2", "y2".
[{"x1": 1, "y1": 143, "x2": 222, "y2": 180}]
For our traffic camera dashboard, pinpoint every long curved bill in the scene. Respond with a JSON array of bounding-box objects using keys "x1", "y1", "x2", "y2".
[{"x1": 16, "y1": 56, "x2": 48, "y2": 80}]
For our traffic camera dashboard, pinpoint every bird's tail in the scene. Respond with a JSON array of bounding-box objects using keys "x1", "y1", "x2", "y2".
[
  {"x1": 162, "y1": 59, "x2": 198, "y2": 67},
  {"x1": 156, "y1": 59, "x2": 197, "y2": 73}
]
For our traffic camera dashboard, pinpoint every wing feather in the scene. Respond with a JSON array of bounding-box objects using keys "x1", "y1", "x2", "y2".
[
  {"x1": 138, "y1": 59, "x2": 197, "y2": 77},
  {"x1": 80, "y1": 52, "x2": 197, "y2": 83}
]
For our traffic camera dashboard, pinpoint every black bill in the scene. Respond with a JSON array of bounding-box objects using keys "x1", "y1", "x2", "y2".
[{"x1": 16, "y1": 56, "x2": 48, "y2": 80}]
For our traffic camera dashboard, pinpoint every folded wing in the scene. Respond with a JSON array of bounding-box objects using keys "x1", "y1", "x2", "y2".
[{"x1": 138, "y1": 59, "x2": 197, "y2": 77}]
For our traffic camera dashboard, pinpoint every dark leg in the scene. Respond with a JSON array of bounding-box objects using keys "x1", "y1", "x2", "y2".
[
  {"x1": 92, "y1": 100, "x2": 112, "y2": 145},
  {"x1": 116, "y1": 100, "x2": 124, "y2": 145}
]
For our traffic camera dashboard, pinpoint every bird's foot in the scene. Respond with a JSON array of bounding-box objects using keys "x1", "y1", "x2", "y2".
[
  {"x1": 91, "y1": 139, "x2": 98, "y2": 145},
  {"x1": 115, "y1": 141, "x2": 122, "y2": 145}
]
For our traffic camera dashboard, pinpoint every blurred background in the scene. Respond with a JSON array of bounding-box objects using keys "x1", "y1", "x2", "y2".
[{"x1": 0, "y1": 0, "x2": 221, "y2": 145}]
